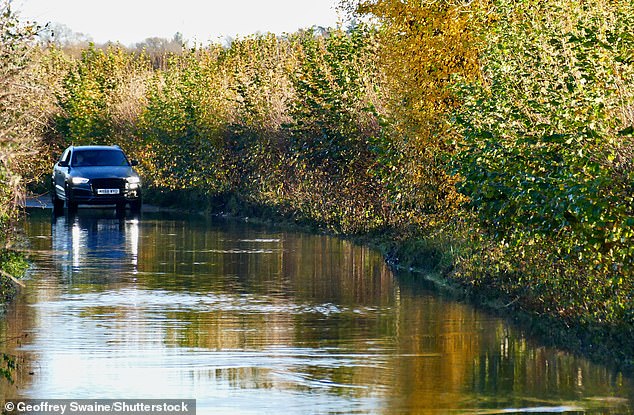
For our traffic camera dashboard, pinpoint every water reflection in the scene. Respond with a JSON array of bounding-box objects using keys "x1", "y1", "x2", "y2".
[
  {"x1": 0, "y1": 209, "x2": 631, "y2": 414},
  {"x1": 52, "y1": 210, "x2": 140, "y2": 276}
]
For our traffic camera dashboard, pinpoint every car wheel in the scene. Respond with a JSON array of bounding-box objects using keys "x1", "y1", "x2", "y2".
[
  {"x1": 65, "y1": 184, "x2": 78, "y2": 212},
  {"x1": 51, "y1": 189, "x2": 64, "y2": 213}
]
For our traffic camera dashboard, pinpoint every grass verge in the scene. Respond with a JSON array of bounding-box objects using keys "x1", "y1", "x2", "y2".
[{"x1": 0, "y1": 249, "x2": 28, "y2": 307}]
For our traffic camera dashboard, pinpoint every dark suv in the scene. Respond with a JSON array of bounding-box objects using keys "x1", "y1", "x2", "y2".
[{"x1": 51, "y1": 145, "x2": 142, "y2": 212}]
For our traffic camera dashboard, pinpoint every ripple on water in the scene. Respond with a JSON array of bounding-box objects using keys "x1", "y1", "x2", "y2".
[{"x1": 30, "y1": 288, "x2": 381, "y2": 317}]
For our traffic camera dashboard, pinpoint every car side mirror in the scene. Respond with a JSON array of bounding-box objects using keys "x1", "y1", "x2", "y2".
[
  {"x1": 130, "y1": 160, "x2": 139, "y2": 166},
  {"x1": 58, "y1": 160, "x2": 69, "y2": 167}
]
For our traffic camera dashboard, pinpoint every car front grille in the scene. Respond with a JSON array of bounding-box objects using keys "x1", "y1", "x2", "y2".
[{"x1": 91, "y1": 178, "x2": 125, "y2": 192}]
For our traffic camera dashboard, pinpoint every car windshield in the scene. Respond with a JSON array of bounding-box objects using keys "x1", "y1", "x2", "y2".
[{"x1": 72, "y1": 150, "x2": 129, "y2": 167}]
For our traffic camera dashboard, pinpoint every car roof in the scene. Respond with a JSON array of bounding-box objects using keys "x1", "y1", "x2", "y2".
[{"x1": 70, "y1": 145, "x2": 123, "y2": 151}]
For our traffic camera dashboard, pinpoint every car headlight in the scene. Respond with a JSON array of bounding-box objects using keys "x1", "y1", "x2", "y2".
[
  {"x1": 71, "y1": 177, "x2": 89, "y2": 185},
  {"x1": 126, "y1": 176, "x2": 141, "y2": 190}
]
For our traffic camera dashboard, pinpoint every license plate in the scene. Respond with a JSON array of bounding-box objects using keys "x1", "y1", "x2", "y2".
[{"x1": 97, "y1": 188, "x2": 120, "y2": 195}]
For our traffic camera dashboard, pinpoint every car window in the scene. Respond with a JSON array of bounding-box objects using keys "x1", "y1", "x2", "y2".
[
  {"x1": 60, "y1": 149, "x2": 71, "y2": 163},
  {"x1": 71, "y1": 150, "x2": 129, "y2": 167}
]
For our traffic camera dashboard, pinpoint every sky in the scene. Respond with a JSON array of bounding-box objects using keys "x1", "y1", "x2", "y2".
[{"x1": 14, "y1": 0, "x2": 345, "y2": 46}]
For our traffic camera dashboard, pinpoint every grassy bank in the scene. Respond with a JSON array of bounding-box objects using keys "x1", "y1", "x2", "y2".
[{"x1": 0, "y1": 250, "x2": 28, "y2": 307}]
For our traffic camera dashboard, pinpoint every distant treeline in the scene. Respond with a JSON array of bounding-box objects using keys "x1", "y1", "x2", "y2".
[{"x1": 3, "y1": 0, "x2": 634, "y2": 364}]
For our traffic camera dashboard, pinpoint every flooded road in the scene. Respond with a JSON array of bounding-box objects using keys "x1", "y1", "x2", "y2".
[{"x1": 1, "y1": 208, "x2": 632, "y2": 414}]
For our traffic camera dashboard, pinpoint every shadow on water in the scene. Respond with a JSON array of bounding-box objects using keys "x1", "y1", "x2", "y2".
[{"x1": 0, "y1": 208, "x2": 632, "y2": 414}]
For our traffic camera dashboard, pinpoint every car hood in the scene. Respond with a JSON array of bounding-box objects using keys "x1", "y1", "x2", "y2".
[{"x1": 71, "y1": 166, "x2": 140, "y2": 180}]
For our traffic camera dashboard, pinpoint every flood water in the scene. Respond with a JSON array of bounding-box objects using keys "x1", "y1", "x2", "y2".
[{"x1": 1, "y1": 208, "x2": 632, "y2": 414}]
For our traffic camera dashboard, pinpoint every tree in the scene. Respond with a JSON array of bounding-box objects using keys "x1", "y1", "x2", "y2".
[
  {"x1": 134, "y1": 33, "x2": 185, "y2": 68},
  {"x1": 37, "y1": 22, "x2": 92, "y2": 47},
  {"x1": 348, "y1": 0, "x2": 484, "y2": 229},
  {"x1": 453, "y1": 0, "x2": 634, "y2": 323},
  {"x1": 0, "y1": 0, "x2": 43, "y2": 246}
]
